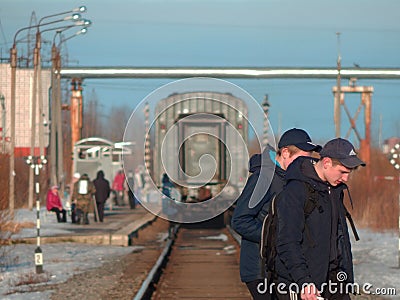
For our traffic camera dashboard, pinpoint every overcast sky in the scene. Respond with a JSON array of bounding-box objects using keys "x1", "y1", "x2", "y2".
[{"x1": 1, "y1": 0, "x2": 400, "y2": 143}]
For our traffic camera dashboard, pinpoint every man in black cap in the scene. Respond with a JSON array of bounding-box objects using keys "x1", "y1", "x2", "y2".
[
  {"x1": 273, "y1": 138, "x2": 365, "y2": 300},
  {"x1": 231, "y1": 128, "x2": 321, "y2": 300}
]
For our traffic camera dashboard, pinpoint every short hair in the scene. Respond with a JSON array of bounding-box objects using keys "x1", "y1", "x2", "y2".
[{"x1": 277, "y1": 145, "x2": 306, "y2": 157}]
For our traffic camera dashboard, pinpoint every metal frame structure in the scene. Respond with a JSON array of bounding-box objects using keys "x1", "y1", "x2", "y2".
[{"x1": 59, "y1": 66, "x2": 400, "y2": 79}]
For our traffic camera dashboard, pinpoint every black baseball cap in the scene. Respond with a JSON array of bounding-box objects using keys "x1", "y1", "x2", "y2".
[
  {"x1": 319, "y1": 138, "x2": 366, "y2": 168},
  {"x1": 278, "y1": 128, "x2": 322, "y2": 152}
]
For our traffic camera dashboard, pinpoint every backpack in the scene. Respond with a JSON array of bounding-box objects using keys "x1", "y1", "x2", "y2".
[{"x1": 259, "y1": 182, "x2": 359, "y2": 280}]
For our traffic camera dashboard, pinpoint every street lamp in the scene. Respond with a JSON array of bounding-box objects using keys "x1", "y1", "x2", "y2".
[
  {"x1": 9, "y1": 6, "x2": 87, "y2": 214},
  {"x1": 27, "y1": 13, "x2": 84, "y2": 210},
  {"x1": 50, "y1": 23, "x2": 90, "y2": 188}
]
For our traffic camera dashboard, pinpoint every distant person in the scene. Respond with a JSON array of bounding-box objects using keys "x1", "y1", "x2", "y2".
[
  {"x1": 134, "y1": 166, "x2": 145, "y2": 204},
  {"x1": 112, "y1": 170, "x2": 125, "y2": 206},
  {"x1": 231, "y1": 128, "x2": 321, "y2": 300},
  {"x1": 126, "y1": 170, "x2": 136, "y2": 209},
  {"x1": 93, "y1": 170, "x2": 111, "y2": 222},
  {"x1": 72, "y1": 173, "x2": 96, "y2": 225},
  {"x1": 161, "y1": 173, "x2": 178, "y2": 238},
  {"x1": 272, "y1": 138, "x2": 364, "y2": 300},
  {"x1": 69, "y1": 172, "x2": 81, "y2": 223},
  {"x1": 46, "y1": 185, "x2": 67, "y2": 223}
]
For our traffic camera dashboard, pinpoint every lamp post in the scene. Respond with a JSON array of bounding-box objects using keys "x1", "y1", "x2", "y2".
[
  {"x1": 10, "y1": 9, "x2": 86, "y2": 213},
  {"x1": 50, "y1": 23, "x2": 90, "y2": 189},
  {"x1": 26, "y1": 12, "x2": 83, "y2": 210},
  {"x1": 9, "y1": 36, "x2": 18, "y2": 214}
]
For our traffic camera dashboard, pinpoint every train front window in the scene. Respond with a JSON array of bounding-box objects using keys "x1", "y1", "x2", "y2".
[{"x1": 182, "y1": 133, "x2": 220, "y2": 182}]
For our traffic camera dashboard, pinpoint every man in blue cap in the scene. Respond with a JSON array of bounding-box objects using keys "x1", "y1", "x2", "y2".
[
  {"x1": 231, "y1": 128, "x2": 321, "y2": 300},
  {"x1": 273, "y1": 138, "x2": 365, "y2": 300}
]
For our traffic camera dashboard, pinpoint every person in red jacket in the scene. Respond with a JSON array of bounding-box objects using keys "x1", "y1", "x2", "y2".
[
  {"x1": 112, "y1": 170, "x2": 126, "y2": 206},
  {"x1": 46, "y1": 185, "x2": 67, "y2": 223}
]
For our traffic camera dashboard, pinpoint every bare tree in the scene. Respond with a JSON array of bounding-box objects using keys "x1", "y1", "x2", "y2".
[
  {"x1": 82, "y1": 89, "x2": 103, "y2": 138},
  {"x1": 105, "y1": 105, "x2": 132, "y2": 142}
]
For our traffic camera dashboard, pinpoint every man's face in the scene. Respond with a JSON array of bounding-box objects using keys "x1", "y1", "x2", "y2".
[{"x1": 323, "y1": 158, "x2": 352, "y2": 186}]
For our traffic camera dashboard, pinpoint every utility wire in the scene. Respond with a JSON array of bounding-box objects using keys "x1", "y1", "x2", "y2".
[{"x1": 0, "y1": 17, "x2": 9, "y2": 47}]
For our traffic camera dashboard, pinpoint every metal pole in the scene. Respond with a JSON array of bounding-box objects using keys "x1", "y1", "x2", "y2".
[
  {"x1": 50, "y1": 44, "x2": 58, "y2": 186},
  {"x1": 334, "y1": 32, "x2": 342, "y2": 138},
  {"x1": 56, "y1": 52, "x2": 64, "y2": 189},
  {"x1": 262, "y1": 94, "x2": 270, "y2": 149},
  {"x1": 9, "y1": 46, "x2": 17, "y2": 215},
  {"x1": 0, "y1": 94, "x2": 5, "y2": 153},
  {"x1": 29, "y1": 43, "x2": 39, "y2": 211},
  {"x1": 37, "y1": 31, "x2": 44, "y2": 158},
  {"x1": 34, "y1": 161, "x2": 44, "y2": 274},
  {"x1": 26, "y1": 155, "x2": 46, "y2": 273}
]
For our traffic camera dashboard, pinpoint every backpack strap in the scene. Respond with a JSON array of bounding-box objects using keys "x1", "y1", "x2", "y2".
[
  {"x1": 303, "y1": 182, "x2": 323, "y2": 216},
  {"x1": 342, "y1": 186, "x2": 360, "y2": 241},
  {"x1": 303, "y1": 182, "x2": 320, "y2": 248},
  {"x1": 343, "y1": 205, "x2": 360, "y2": 241}
]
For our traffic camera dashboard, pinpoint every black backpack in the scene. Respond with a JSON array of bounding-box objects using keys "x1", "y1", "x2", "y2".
[{"x1": 259, "y1": 182, "x2": 359, "y2": 280}]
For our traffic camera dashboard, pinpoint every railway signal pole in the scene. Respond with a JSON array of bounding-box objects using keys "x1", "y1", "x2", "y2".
[{"x1": 25, "y1": 155, "x2": 47, "y2": 274}]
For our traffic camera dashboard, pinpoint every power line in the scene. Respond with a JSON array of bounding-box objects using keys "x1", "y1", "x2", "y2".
[{"x1": 0, "y1": 17, "x2": 9, "y2": 47}]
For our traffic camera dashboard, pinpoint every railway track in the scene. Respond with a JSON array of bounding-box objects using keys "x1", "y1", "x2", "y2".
[{"x1": 134, "y1": 225, "x2": 250, "y2": 299}]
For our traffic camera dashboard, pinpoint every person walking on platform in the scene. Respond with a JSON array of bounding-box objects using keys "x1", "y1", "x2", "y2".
[
  {"x1": 112, "y1": 169, "x2": 125, "y2": 206},
  {"x1": 72, "y1": 173, "x2": 96, "y2": 225},
  {"x1": 126, "y1": 170, "x2": 136, "y2": 209},
  {"x1": 46, "y1": 185, "x2": 67, "y2": 223},
  {"x1": 231, "y1": 128, "x2": 321, "y2": 300},
  {"x1": 69, "y1": 172, "x2": 81, "y2": 223},
  {"x1": 93, "y1": 170, "x2": 111, "y2": 222}
]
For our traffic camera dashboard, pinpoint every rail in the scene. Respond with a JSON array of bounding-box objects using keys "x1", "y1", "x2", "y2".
[{"x1": 132, "y1": 225, "x2": 179, "y2": 300}]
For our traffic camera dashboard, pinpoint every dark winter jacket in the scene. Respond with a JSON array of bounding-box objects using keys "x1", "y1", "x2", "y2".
[
  {"x1": 274, "y1": 156, "x2": 354, "y2": 290},
  {"x1": 93, "y1": 171, "x2": 111, "y2": 204},
  {"x1": 231, "y1": 146, "x2": 286, "y2": 283}
]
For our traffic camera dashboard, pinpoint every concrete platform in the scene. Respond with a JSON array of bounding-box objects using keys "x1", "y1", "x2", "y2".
[{"x1": 13, "y1": 205, "x2": 158, "y2": 246}]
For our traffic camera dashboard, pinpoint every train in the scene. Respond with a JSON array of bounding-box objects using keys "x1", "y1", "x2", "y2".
[{"x1": 152, "y1": 91, "x2": 249, "y2": 202}]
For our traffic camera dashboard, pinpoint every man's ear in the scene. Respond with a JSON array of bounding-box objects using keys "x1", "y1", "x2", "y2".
[
  {"x1": 322, "y1": 157, "x2": 332, "y2": 169},
  {"x1": 281, "y1": 147, "x2": 290, "y2": 159}
]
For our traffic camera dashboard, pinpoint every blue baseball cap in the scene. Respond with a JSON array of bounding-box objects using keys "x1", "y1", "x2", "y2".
[
  {"x1": 278, "y1": 128, "x2": 321, "y2": 152},
  {"x1": 319, "y1": 138, "x2": 366, "y2": 168}
]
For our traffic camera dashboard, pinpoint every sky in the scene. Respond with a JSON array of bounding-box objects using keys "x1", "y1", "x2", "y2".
[{"x1": 0, "y1": 0, "x2": 400, "y2": 144}]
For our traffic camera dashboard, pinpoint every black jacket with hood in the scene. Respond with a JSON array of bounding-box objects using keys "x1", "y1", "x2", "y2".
[
  {"x1": 93, "y1": 171, "x2": 111, "y2": 204},
  {"x1": 274, "y1": 156, "x2": 354, "y2": 290},
  {"x1": 231, "y1": 146, "x2": 286, "y2": 283}
]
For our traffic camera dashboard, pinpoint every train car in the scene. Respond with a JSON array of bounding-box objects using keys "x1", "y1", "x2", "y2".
[
  {"x1": 153, "y1": 91, "x2": 248, "y2": 202},
  {"x1": 73, "y1": 137, "x2": 133, "y2": 183}
]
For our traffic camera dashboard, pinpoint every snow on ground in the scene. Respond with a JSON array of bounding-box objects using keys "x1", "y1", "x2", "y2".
[
  {"x1": 0, "y1": 208, "x2": 139, "y2": 299},
  {"x1": 0, "y1": 243, "x2": 135, "y2": 299},
  {"x1": 351, "y1": 229, "x2": 400, "y2": 299},
  {"x1": 1, "y1": 209, "x2": 400, "y2": 299}
]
